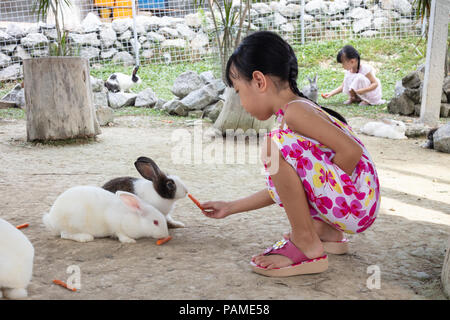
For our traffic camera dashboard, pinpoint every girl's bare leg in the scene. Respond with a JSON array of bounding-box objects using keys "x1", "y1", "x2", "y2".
[{"x1": 253, "y1": 141, "x2": 324, "y2": 270}]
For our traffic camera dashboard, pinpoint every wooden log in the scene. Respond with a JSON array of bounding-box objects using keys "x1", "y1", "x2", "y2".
[
  {"x1": 23, "y1": 57, "x2": 100, "y2": 142},
  {"x1": 442, "y1": 235, "x2": 450, "y2": 298},
  {"x1": 213, "y1": 87, "x2": 275, "y2": 135}
]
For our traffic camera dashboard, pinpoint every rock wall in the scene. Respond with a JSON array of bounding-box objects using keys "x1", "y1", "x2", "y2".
[{"x1": 0, "y1": 0, "x2": 420, "y2": 81}]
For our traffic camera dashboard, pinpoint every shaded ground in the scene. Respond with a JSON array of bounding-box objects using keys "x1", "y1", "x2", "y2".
[{"x1": 0, "y1": 115, "x2": 449, "y2": 300}]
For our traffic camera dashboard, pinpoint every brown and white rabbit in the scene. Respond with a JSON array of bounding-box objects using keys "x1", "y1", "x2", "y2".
[
  {"x1": 0, "y1": 218, "x2": 34, "y2": 299},
  {"x1": 43, "y1": 186, "x2": 169, "y2": 243},
  {"x1": 102, "y1": 156, "x2": 188, "y2": 228}
]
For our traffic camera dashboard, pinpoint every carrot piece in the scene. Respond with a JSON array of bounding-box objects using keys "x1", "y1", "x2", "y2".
[
  {"x1": 53, "y1": 279, "x2": 76, "y2": 292},
  {"x1": 188, "y1": 193, "x2": 204, "y2": 210},
  {"x1": 156, "y1": 236, "x2": 172, "y2": 246},
  {"x1": 321, "y1": 93, "x2": 326, "y2": 98},
  {"x1": 16, "y1": 223, "x2": 29, "y2": 229}
]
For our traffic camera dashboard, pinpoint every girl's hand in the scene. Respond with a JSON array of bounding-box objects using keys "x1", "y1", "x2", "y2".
[
  {"x1": 321, "y1": 92, "x2": 332, "y2": 99},
  {"x1": 200, "y1": 201, "x2": 233, "y2": 219}
]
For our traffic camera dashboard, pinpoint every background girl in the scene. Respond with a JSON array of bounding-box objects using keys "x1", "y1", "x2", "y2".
[{"x1": 322, "y1": 45, "x2": 385, "y2": 106}]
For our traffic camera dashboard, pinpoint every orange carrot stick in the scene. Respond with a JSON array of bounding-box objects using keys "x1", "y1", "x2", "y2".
[
  {"x1": 53, "y1": 279, "x2": 76, "y2": 292},
  {"x1": 16, "y1": 223, "x2": 29, "y2": 229},
  {"x1": 156, "y1": 236, "x2": 172, "y2": 245},
  {"x1": 188, "y1": 193, "x2": 204, "y2": 210},
  {"x1": 321, "y1": 93, "x2": 326, "y2": 98}
]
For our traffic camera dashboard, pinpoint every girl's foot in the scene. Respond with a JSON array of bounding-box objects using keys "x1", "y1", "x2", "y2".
[
  {"x1": 359, "y1": 100, "x2": 369, "y2": 106},
  {"x1": 343, "y1": 99, "x2": 353, "y2": 105},
  {"x1": 252, "y1": 235, "x2": 324, "y2": 270}
]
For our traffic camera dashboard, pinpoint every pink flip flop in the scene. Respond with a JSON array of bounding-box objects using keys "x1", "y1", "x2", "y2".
[
  {"x1": 250, "y1": 239, "x2": 328, "y2": 277},
  {"x1": 283, "y1": 233, "x2": 349, "y2": 255}
]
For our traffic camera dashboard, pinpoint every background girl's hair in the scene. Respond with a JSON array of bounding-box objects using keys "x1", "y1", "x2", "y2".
[
  {"x1": 225, "y1": 31, "x2": 347, "y2": 124},
  {"x1": 337, "y1": 45, "x2": 360, "y2": 73}
]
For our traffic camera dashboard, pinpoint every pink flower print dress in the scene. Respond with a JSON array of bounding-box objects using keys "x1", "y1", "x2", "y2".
[
  {"x1": 264, "y1": 100, "x2": 380, "y2": 234},
  {"x1": 343, "y1": 63, "x2": 385, "y2": 105}
]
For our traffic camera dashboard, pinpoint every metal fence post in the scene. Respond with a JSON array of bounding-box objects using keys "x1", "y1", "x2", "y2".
[
  {"x1": 131, "y1": 0, "x2": 140, "y2": 66},
  {"x1": 301, "y1": 0, "x2": 305, "y2": 45}
]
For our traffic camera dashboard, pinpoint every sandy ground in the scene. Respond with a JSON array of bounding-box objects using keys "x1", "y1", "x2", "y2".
[{"x1": 0, "y1": 115, "x2": 449, "y2": 300}]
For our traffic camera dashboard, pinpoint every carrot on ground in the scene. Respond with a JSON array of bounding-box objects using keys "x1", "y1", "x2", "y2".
[
  {"x1": 16, "y1": 223, "x2": 29, "y2": 229},
  {"x1": 53, "y1": 279, "x2": 76, "y2": 292},
  {"x1": 188, "y1": 193, "x2": 204, "y2": 210},
  {"x1": 156, "y1": 236, "x2": 172, "y2": 246}
]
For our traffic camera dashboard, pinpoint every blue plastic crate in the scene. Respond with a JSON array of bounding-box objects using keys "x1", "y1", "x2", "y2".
[{"x1": 138, "y1": 0, "x2": 166, "y2": 9}]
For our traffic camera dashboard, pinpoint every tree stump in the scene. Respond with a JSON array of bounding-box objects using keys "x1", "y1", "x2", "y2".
[
  {"x1": 442, "y1": 235, "x2": 450, "y2": 298},
  {"x1": 213, "y1": 87, "x2": 275, "y2": 135},
  {"x1": 23, "y1": 57, "x2": 100, "y2": 142}
]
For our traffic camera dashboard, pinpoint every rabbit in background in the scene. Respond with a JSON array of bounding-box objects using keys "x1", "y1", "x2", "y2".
[
  {"x1": 360, "y1": 119, "x2": 407, "y2": 140},
  {"x1": 302, "y1": 74, "x2": 318, "y2": 103}
]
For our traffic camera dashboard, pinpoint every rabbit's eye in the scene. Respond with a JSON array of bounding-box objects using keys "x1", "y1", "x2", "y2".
[
  {"x1": 153, "y1": 220, "x2": 159, "y2": 226},
  {"x1": 166, "y1": 180, "x2": 175, "y2": 190}
]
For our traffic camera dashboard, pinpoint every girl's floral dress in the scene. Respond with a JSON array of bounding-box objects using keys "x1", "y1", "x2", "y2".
[{"x1": 264, "y1": 100, "x2": 380, "y2": 234}]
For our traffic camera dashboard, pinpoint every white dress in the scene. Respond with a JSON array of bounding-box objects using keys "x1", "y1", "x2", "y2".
[{"x1": 342, "y1": 64, "x2": 385, "y2": 105}]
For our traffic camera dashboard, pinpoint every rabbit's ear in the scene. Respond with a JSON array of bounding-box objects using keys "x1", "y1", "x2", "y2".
[
  {"x1": 117, "y1": 191, "x2": 141, "y2": 212},
  {"x1": 381, "y1": 118, "x2": 394, "y2": 125},
  {"x1": 134, "y1": 157, "x2": 162, "y2": 181},
  {"x1": 314, "y1": 74, "x2": 317, "y2": 82}
]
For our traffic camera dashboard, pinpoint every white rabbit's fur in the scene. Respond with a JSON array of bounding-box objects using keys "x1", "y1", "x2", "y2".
[
  {"x1": 0, "y1": 218, "x2": 34, "y2": 299},
  {"x1": 43, "y1": 186, "x2": 169, "y2": 243},
  {"x1": 361, "y1": 119, "x2": 407, "y2": 140},
  {"x1": 105, "y1": 66, "x2": 141, "y2": 93}
]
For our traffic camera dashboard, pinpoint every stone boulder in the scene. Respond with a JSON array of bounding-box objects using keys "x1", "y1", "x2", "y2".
[
  {"x1": 433, "y1": 123, "x2": 450, "y2": 153},
  {"x1": 108, "y1": 92, "x2": 137, "y2": 109},
  {"x1": 180, "y1": 83, "x2": 219, "y2": 110},
  {"x1": 135, "y1": 88, "x2": 158, "y2": 108},
  {"x1": 171, "y1": 71, "x2": 204, "y2": 98}
]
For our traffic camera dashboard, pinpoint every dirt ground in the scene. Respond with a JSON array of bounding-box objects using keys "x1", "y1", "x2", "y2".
[{"x1": 0, "y1": 114, "x2": 449, "y2": 300}]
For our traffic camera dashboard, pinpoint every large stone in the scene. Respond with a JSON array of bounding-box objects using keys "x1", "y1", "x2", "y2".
[
  {"x1": 107, "y1": 92, "x2": 137, "y2": 109},
  {"x1": 95, "y1": 105, "x2": 114, "y2": 126},
  {"x1": 163, "y1": 99, "x2": 188, "y2": 116},
  {"x1": 204, "y1": 100, "x2": 224, "y2": 123},
  {"x1": 180, "y1": 83, "x2": 219, "y2": 110},
  {"x1": 100, "y1": 26, "x2": 117, "y2": 48},
  {"x1": 0, "y1": 64, "x2": 21, "y2": 81},
  {"x1": 0, "y1": 52, "x2": 11, "y2": 68},
  {"x1": 159, "y1": 27, "x2": 179, "y2": 39},
  {"x1": 171, "y1": 71, "x2": 204, "y2": 98},
  {"x1": 387, "y1": 94, "x2": 415, "y2": 115},
  {"x1": 349, "y1": 8, "x2": 373, "y2": 20},
  {"x1": 404, "y1": 87, "x2": 422, "y2": 104},
  {"x1": 112, "y1": 51, "x2": 135, "y2": 66},
  {"x1": 90, "y1": 76, "x2": 105, "y2": 92},
  {"x1": 353, "y1": 18, "x2": 372, "y2": 33},
  {"x1": 190, "y1": 33, "x2": 209, "y2": 50},
  {"x1": 79, "y1": 46, "x2": 100, "y2": 61},
  {"x1": 433, "y1": 123, "x2": 450, "y2": 153},
  {"x1": 176, "y1": 24, "x2": 196, "y2": 40},
  {"x1": 135, "y1": 88, "x2": 157, "y2": 108},
  {"x1": 328, "y1": 0, "x2": 350, "y2": 15},
  {"x1": 20, "y1": 33, "x2": 49, "y2": 48},
  {"x1": 6, "y1": 23, "x2": 27, "y2": 38},
  {"x1": 93, "y1": 92, "x2": 108, "y2": 107},
  {"x1": 161, "y1": 39, "x2": 186, "y2": 49},
  {"x1": 112, "y1": 18, "x2": 132, "y2": 34},
  {"x1": 305, "y1": 0, "x2": 327, "y2": 15},
  {"x1": 81, "y1": 12, "x2": 102, "y2": 33},
  {"x1": 185, "y1": 13, "x2": 202, "y2": 28},
  {"x1": 279, "y1": 4, "x2": 302, "y2": 18},
  {"x1": 441, "y1": 104, "x2": 450, "y2": 117},
  {"x1": 0, "y1": 84, "x2": 23, "y2": 108},
  {"x1": 69, "y1": 32, "x2": 101, "y2": 47},
  {"x1": 402, "y1": 70, "x2": 423, "y2": 89}
]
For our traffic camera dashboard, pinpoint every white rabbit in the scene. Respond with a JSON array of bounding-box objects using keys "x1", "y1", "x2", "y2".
[
  {"x1": 301, "y1": 74, "x2": 318, "y2": 103},
  {"x1": 43, "y1": 186, "x2": 169, "y2": 243},
  {"x1": 360, "y1": 119, "x2": 407, "y2": 140},
  {"x1": 104, "y1": 65, "x2": 142, "y2": 93},
  {"x1": 102, "y1": 157, "x2": 188, "y2": 228},
  {"x1": 0, "y1": 218, "x2": 34, "y2": 299}
]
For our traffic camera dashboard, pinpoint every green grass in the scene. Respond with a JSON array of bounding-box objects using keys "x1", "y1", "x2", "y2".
[{"x1": 1, "y1": 37, "x2": 427, "y2": 120}]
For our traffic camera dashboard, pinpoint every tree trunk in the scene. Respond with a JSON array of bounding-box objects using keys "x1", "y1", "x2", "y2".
[
  {"x1": 442, "y1": 235, "x2": 450, "y2": 298},
  {"x1": 24, "y1": 57, "x2": 100, "y2": 142},
  {"x1": 213, "y1": 88, "x2": 275, "y2": 135}
]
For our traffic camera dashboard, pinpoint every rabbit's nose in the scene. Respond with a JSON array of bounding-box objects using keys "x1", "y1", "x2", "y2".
[{"x1": 153, "y1": 220, "x2": 159, "y2": 226}]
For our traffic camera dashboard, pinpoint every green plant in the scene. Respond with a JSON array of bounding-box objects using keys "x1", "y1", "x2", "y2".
[
  {"x1": 195, "y1": 0, "x2": 251, "y2": 80},
  {"x1": 33, "y1": 0, "x2": 75, "y2": 56}
]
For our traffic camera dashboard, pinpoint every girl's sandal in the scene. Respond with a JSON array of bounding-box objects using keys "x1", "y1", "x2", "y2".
[
  {"x1": 250, "y1": 239, "x2": 328, "y2": 277},
  {"x1": 283, "y1": 232, "x2": 349, "y2": 255}
]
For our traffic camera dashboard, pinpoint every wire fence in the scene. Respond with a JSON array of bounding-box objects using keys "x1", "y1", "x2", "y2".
[{"x1": 0, "y1": 0, "x2": 423, "y2": 82}]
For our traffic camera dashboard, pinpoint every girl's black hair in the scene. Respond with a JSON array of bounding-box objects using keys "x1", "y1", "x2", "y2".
[
  {"x1": 337, "y1": 45, "x2": 360, "y2": 73},
  {"x1": 225, "y1": 31, "x2": 347, "y2": 124}
]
